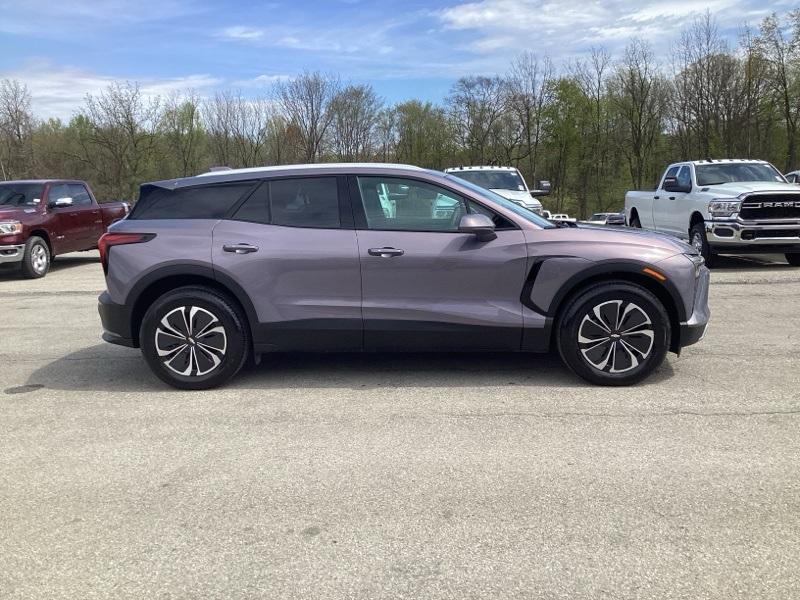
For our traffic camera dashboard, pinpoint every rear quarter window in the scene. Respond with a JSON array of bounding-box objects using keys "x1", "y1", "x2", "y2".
[{"x1": 130, "y1": 182, "x2": 256, "y2": 220}]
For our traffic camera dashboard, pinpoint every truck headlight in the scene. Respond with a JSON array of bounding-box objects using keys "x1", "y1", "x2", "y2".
[
  {"x1": 0, "y1": 221, "x2": 22, "y2": 235},
  {"x1": 708, "y1": 200, "x2": 740, "y2": 218}
]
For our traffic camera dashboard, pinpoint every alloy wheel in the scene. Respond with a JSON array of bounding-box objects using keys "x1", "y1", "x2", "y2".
[
  {"x1": 577, "y1": 300, "x2": 654, "y2": 373},
  {"x1": 32, "y1": 244, "x2": 48, "y2": 274},
  {"x1": 155, "y1": 306, "x2": 227, "y2": 376}
]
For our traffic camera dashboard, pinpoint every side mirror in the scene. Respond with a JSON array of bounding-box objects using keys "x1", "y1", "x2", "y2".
[
  {"x1": 530, "y1": 180, "x2": 551, "y2": 197},
  {"x1": 459, "y1": 213, "x2": 497, "y2": 242},
  {"x1": 663, "y1": 177, "x2": 690, "y2": 193},
  {"x1": 52, "y1": 197, "x2": 74, "y2": 208}
]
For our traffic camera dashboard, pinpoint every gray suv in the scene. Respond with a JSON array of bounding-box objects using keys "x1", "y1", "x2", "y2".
[{"x1": 98, "y1": 163, "x2": 710, "y2": 389}]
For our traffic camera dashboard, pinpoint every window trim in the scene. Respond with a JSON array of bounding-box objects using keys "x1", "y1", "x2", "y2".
[
  {"x1": 225, "y1": 174, "x2": 351, "y2": 230},
  {"x1": 348, "y1": 174, "x2": 521, "y2": 234}
]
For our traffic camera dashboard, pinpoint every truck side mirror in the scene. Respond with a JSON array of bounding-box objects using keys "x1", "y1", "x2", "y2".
[
  {"x1": 530, "y1": 180, "x2": 551, "y2": 197},
  {"x1": 52, "y1": 197, "x2": 74, "y2": 208},
  {"x1": 663, "y1": 177, "x2": 690, "y2": 193}
]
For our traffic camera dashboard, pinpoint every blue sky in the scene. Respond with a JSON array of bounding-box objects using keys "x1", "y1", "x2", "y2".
[{"x1": 0, "y1": 0, "x2": 793, "y2": 120}]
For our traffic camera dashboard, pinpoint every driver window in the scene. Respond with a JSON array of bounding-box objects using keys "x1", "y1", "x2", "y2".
[
  {"x1": 357, "y1": 177, "x2": 466, "y2": 232},
  {"x1": 677, "y1": 166, "x2": 691, "y2": 190}
]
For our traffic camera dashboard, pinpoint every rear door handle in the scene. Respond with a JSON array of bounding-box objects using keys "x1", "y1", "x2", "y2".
[
  {"x1": 654, "y1": 195, "x2": 660, "y2": 200},
  {"x1": 669, "y1": 196, "x2": 676, "y2": 200},
  {"x1": 223, "y1": 243, "x2": 259, "y2": 254},
  {"x1": 368, "y1": 247, "x2": 404, "y2": 257}
]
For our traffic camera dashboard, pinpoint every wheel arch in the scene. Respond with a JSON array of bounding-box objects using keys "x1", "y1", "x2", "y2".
[
  {"x1": 127, "y1": 265, "x2": 257, "y2": 349},
  {"x1": 689, "y1": 211, "x2": 705, "y2": 235},
  {"x1": 527, "y1": 260, "x2": 685, "y2": 354},
  {"x1": 28, "y1": 230, "x2": 53, "y2": 254}
]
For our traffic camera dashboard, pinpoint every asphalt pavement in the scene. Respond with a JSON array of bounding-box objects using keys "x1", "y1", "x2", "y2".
[{"x1": 1, "y1": 251, "x2": 799, "y2": 599}]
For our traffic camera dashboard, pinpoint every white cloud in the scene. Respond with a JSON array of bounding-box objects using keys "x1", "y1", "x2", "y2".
[
  {"x1": 0, "y1": 62, "x2": 221, "y2": 120},
  {"x1": 436, "y1": 0, "x2": 787, "y2": 57},
  {"x1": 218, "y1": 26, "x2": 265, "y2": 41}
]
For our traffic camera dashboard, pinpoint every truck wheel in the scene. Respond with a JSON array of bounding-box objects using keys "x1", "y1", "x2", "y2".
[
  {"x1": 786, "y1": 253, "x2": 800, "y2": 266},
  {"x1": 690, "y1": 223, "x2": 716, "y2": 268},
  {"x1": 20, "y1": 236, "x2": 51, "y2": 278},
  {"x1": 629, "y1": 213, "x2": 641, "y2": 228},
  {"x1": 140, "y1": 286, "x2": 250, "y2": 390},
  {"x1": 556, "y1": 281, "x2": 671, "y2": 386}
]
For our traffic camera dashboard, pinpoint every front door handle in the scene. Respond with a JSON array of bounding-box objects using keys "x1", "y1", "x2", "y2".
[
  {"x1": 368, "y1": 247, "x2": 404, "y2": 257},
  {"x1": 223, "y1": 243, "x2": 259, "y2": 254},
  {"x1": 668, "y1": 196, "x2": 676, "y2": 200}
]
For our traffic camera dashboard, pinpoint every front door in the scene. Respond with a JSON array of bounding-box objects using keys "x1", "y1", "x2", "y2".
[
  {"x1": 212, "y1": 176, "x2": 362, "y2": 352},
  {"x1": 654, "y1": 166, "x2": 692, "y2": 238},
  {"x1": 351, "y1": 175, "x2": 528, "y2": 351}
]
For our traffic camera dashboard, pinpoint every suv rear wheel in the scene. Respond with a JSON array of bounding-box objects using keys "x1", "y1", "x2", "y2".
[
  {"x1": 556, "y1": 281, "x2": 671, "y2": 386},
  {"x1": 140, "y1": 286, "x2": 250, "y2": 390}
]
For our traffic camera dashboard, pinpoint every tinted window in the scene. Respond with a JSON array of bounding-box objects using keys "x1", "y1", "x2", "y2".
[
  {"x1": 357, "y1": 176, "x2": 466, "y2": 232},
  {"x1": 695, "y1": 163, "x2": 785, "y2": 186},
  {"x1": 270, "y1": 177, "x2": 340, "y2": 228},
  {"x1": 131, "y1": 182, "x2": 255, "y2": 220},
  {"x1": 232, "y1": 183, "x2": 270, "y2": 224},
  {"x1": 677, "y1": 166, "x2": 691, "y2": 189},
  {"x1": 68, "y1": 183, "x2": 92, "y2": 206},
  {"x1": 467, "y1": 200, "x2": 515, "y2": 230},
  {"x1": 49, "y1": 183, "x2": 71, "y2": 205},
  {"x1": 0, "y1": 183, "x2": 43, "y2": 207}
]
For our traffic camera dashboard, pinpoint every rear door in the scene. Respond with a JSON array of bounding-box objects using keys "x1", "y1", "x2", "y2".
[
  {"x1": 68, "y1": 183, "x2": 104, "y2": 247},
  {"x1": 46, "y1": 182, "x2": 86, "y2": 254},
  {"x1": 351, "y1": 175, "x2": 528, "y2": 351},
  {"x1": 212, "y1": 176, "x2": 362, "y2": 351}
]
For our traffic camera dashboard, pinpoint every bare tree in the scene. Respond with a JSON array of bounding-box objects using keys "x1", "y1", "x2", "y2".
[
  {"x1": 447, "y1": 75, "x2": 507, "y2": 164},
  {"x1": 507, "y1": 52, "x2": 554, "y2": 183},
  {"x1": 328, "y1": 84, "x2": 383, "y2": 161},
  {"x1": 160, "y1": 91, "x2": 204, "y2": 177},
  {"x1": 757, "y1": 11, "x2": 800, "y2": 170},
  {"x1": 0, "y1": 79, "x2": 34, "y2": 180},
  {"x1": 80, "y1": 82, "x2": 161, "y2": 199},
  {"x1": 275, "y1": 71, "x2": 340, "y2": 162},
  {"x1": 610, "y1": 39, "x2": 669, "y2": 189}
]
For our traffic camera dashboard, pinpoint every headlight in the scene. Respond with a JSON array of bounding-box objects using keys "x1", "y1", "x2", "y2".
[
  {"x1": 0, "y1": 221, "x2": 22, "y2": 235},
  {"x1": 684, "y1": 253, "x2": 705, "y2": 277},
  {"x1": 708, "y1": 200, "x2": 740, "y2": 218}
]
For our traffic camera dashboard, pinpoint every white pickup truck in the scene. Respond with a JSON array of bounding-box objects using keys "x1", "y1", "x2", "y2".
[{"x1": 625, "y1": 159, "x2": 800, "y2": 267}]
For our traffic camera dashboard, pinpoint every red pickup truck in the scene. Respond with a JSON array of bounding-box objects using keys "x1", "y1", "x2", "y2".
[{"x1": 0, "y1": 179, "x2": 129, "y2": 278}]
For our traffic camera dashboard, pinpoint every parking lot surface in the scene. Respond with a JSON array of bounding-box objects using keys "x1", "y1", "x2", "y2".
[{"x1": 2, "y1": 251, "x2": 799, "y2": 599}]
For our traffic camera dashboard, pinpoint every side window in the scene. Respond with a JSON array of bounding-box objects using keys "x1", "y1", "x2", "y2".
[
  {"x1": 232, "y1": 182, "x2": 270, "y2": 224},
  {"x1": 662, "y1": 167, "x2": 679, "y2": 187},
  {"x1": 466, "y1": 200, "x2": 516, "y2": 230},
  {"x1": 48, "y1": 183, "x2": 71, "y2": 205},
  {"x1": 131, "y1": 182, "x2": 256, "y2": 220},
  {"x1": 357, "y1": 176, "x2": 466, "y2": 232},
  {"x1": 68, "y1": 184, "x2": 92, "y2": 206},
  {"x1": 677, "y1": 166, "x2": 691, "y2": 189},
  {"x1": 269, "y1": 177, "x2": 340, "y2": 228}
]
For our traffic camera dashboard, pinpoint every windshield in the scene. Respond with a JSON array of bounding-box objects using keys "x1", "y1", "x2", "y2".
[
  {"x1": 444, "y1": 174, "x2": 554, "y2": 228},
  {"x1": 450, "y1": 170, "x2": 526, "y2": 192},
  {"x1": 0, "y1": 183, "x2": 43, "y2": 207},
  {"x1": 695, "y1": 163, "x2": 785, "y2": 186}
]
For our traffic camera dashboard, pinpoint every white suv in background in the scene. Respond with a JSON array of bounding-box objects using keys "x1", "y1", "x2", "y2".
[{"x1": 445, "y1": 166, "x2": 549, "y2": 214}]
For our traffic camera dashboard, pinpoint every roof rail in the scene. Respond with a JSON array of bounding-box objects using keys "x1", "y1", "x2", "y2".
[{"x1": 207, "y1": 166, "x2": 233, "y2": 173}]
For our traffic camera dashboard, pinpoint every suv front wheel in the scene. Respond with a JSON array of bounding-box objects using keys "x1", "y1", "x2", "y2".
[
  {"x1": 556, "y1": 281, "x2": 671, "y2": 386},
  {"x1": 140, "y1": 286, "x2": 250, "y2": 390}
]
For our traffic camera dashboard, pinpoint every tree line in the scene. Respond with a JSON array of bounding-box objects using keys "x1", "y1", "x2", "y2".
[{"x1": 1, "y1": 11, "x2": 798, "y2": 218}]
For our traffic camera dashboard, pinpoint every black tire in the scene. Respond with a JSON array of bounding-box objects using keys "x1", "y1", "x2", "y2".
[
  {"x1": 20, "y1": 236, "x2": 51, "y2": 278},
  {"x1": 556, "y1": 281, "x2": 671, "y2": 386},
  {"x1": 140, "y1": 286, "x2": 250, "y2": 390},
  {"x1": 689, "y1": 223, "x2": 716, "y2": 268},
  {"x1": 629, "y1": 213, "x2": 641, "y2": 228},
  {"x1": 786, "y1": 253, "x2": 800, "y2": 266}
]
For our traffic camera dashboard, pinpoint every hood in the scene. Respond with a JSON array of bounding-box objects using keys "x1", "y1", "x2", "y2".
[
  {"x1": 532, "y1": 223, "x2": 695, "y2": 264},
  {"x1": 0, "y1": 206, "x2": 35, "y2": 220},
  {"x1": 700, "y1": 181, "x2": 800, "y2": 198},
  {"x1": 490, "y1": 188, "x2": 541, "y2": 206}
]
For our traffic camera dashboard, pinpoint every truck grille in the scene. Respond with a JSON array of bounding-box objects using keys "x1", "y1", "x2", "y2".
[{"x1": 740, "y1": 194, "x2": 800, "y2": 220}]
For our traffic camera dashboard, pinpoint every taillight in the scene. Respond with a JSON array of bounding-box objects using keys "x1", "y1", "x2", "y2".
[{"x1": 98, "y1": 232, "x2": 155, "y2": 273}]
